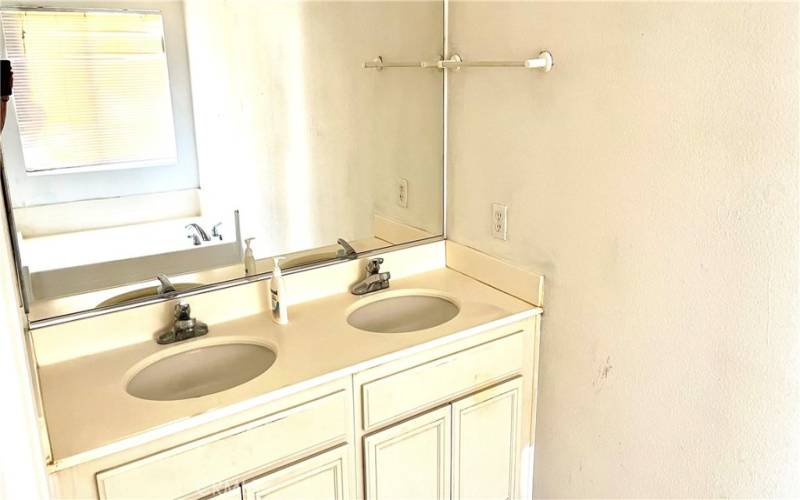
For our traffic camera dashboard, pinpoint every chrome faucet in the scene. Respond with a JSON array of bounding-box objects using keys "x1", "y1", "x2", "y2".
[
  {"x1": 185, "y1": 223, "x2": 211, "y2": 246},
  {"x1": 337, "y1": 238, "x2": 357, "y2": 260},
  {"x1": 156, "y1": 274, "x2": 177, "y2": 295},
  {"x1": 351, "y1": 258, "x2": 391, "y2": 295},
  {"x1": 211, "y1": 222, "x2": 224, "y2": 241},
  {"x1": 157, "y1": 301, "x2": 208, "y2": 344}
]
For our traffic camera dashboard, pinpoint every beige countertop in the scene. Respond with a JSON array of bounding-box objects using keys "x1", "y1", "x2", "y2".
[{"x1": 38, "y1": 267, "x2": 540, "y2": 469}]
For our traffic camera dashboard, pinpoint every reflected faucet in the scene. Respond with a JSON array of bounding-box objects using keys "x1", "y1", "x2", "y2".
[
  {"x1": 156, "y1": 274, "x2": 177, "y2": 295},
  {"x1": 211, "y1": 222, "x2": 224, "y2": 241},
  {"x1": 337, "y1": 238, "x2": 357, "y2": 260},
  {"x1": 351, "y1": 258, "x2": 391, "y2": 295},
  {"x1": 185, "y1": 223, "x2": 211, "y2": 246}
]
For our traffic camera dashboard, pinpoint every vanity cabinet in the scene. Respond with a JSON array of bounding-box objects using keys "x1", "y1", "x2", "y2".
[
  {"x1": 49, "y1": 317, "x2": 539, "y2": 500},
  {"x1": 359, "y1": 330, "x2": 525, "y2": 432},
  {"x1": 451, "y1": 378, "x2": 524, "y2": 500},
  {"x1": 364, "y1": 406, "x2": 452, "y2": 500},
  {"x1": 207, "y1": 489, "x2": 242, "y2": 500},
  {"x1": 362, "y1": 378, "x2": 523, "y2": 500},
  {"x1": 92, "y1": 380, "x2": 355, "y2": 500},
  {"x1": 189, "y1": 445, "x2": 352, "y2": 500},
  {"x1": 355, "y1": 320, "x2": 537, "y2": 500},
  {"x1": 241, "y1": 445, "x2": 351, "y2": 500}
]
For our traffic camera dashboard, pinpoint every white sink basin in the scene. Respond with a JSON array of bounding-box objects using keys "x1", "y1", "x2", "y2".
[
  {"x1": 127, "y1": 342, "x2": 277, "y2": 401},
  {"x1": 347, "y1": 292, "x2": 460, "y2": 333}
]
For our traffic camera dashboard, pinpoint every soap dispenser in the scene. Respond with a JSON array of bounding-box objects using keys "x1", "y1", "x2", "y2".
[
  {"x1": 269, "y1": 257, "x2": 288, "y2": 325},
  {"x1": 244, "y1": 238, "x2": 256, "y2": 276}
]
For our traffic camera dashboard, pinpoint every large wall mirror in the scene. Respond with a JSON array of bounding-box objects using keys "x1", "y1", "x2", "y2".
[{"x1": 0, "y1": 0, "x2": 444, "y2": 322}]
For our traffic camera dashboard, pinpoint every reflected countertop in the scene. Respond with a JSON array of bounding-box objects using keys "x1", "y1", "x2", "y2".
[{"x1": 27, "y1": 236, "x2": 390, "y2": 321}]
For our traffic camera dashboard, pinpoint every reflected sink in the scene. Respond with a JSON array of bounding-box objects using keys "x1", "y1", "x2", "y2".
[
  {"x1": 98, "y1": 283, "x2": 204, "y2": 308},
  {"x1": 347, "y1": 292, "x2": 460, "y2": 333},
  {"x1": 127, "y1": 343, "x2": 277, "y2": 401},
  {"x1": 283, "y1": 251, "x2": 335, "y2": 269}
]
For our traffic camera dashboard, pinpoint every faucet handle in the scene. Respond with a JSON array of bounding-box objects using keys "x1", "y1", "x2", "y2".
[
  {"x1": 366, "y1": 258, "x2": 384, "y2": 274},
  {"x1": 186, "y1": 231, "x2": 201, "y2": 246},
  {"x1": 212, "y1": 222, "x2": 223, "y2": 240},
  {"x1": 174, "y1": 301, "x2": 192, "y2": 321}
]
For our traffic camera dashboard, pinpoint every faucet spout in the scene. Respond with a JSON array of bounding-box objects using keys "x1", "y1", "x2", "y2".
[
  {"x1": 185, "y1": 223, "x2": 211, "y2": 244},
  {"x1": 337, "y1": 238, "x2": 357, "y2": 260},
  {"x1": 351, "y1": 258, "x2": 391, "y2": 295}
]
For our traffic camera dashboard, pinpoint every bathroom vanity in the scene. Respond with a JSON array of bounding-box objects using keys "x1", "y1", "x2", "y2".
[
  {"x1": 34, "y1": 242, "x2": 543, "y2": 499},
  {"x1": 0, "y1": 2, "x2": 548, "y2": 498}
]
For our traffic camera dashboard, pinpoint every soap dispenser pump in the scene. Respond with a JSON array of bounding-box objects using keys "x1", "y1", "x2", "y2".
[
  {"x1": 269, "y1": 257, "x2": 288, "y2": 325},
  {"x1": 244, "y1": 238, "x2": 256, "y2": 276}
]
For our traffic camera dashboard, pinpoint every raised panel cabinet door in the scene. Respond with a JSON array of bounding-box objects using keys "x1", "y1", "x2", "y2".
[
  {"x1": 242, "y1": 445, "x2": 352, "y2": 500},
  {"x1": 363, "y1": 406, "x2": 451, "y2": 500},
  {"x1": 452, "y1": 378, "x2": 524, "y2": 500}
]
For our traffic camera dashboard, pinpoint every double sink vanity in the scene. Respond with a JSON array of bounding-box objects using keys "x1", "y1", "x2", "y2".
[
  {"x1": 33, "y1": 241, "x2": 544, "y2": 499},
  {"x1": 1, "y1": 3, "x2": 545, "y2": 498}
]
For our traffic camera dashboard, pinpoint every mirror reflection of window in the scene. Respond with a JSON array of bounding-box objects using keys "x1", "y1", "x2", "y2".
[
  {"x1": 0, "y1": 9, "x2": 177, "y2": 174},
  {"x1": 0, "y1": 2, "x2": 445, "y2": 321}
]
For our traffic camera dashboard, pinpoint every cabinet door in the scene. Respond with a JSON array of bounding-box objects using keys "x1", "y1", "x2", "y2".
[
  {"x1": 206, "y1": 488, "x2": 242, "y2": 500},
  {"x1": 242, "y1": 445, "x2": 351, "y2": 500},
  {"x1": 452, "y1": 378, "x2": 524, "y2": 500},
  {"x1": 363, "y1": 406, "x2": 451, "y2": 500}
]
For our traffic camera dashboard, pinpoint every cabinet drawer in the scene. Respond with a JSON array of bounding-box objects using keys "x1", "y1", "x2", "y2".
[
  {"x1": 361, "y1": 331, "x2": 525, "y2": 431},
  {"x1": 97, "y1": 389, "x2": 350, "y2": 499}
]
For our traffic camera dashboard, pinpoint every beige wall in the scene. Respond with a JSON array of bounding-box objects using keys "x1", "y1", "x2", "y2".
[{"x1": 447, "y1": 2, "x2": 800, "y2": 497}]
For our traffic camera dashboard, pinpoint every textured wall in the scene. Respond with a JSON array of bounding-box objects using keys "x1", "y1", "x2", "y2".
[{"x1": 447, "y1": 2, "x2": 800, "y2": 497}]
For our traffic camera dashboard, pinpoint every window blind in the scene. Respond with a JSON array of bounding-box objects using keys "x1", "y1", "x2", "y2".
[{"x1": 0, "y1": 9, "x2": 178, "y2": 174}]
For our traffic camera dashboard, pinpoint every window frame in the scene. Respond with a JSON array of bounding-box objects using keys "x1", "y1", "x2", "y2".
[{"x1": 0, "y1": 6, "x2": 180, "y2": 176}]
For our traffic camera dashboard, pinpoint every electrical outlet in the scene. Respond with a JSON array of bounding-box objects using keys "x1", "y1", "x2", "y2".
[
  {"x1": 492, "y1": 203, "x2": 508, "y2": 240},
  {"x1": 397, "y1": 178, "x2": 409, "y2": 208}
]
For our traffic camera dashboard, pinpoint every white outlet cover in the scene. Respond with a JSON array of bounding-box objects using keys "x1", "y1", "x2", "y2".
[
  {"x1": 492, "y1": 203, "x2": 508, "y2": 240},
  {"x1": 397, "y1": 178, "x2": 409, "y2": 208}
]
